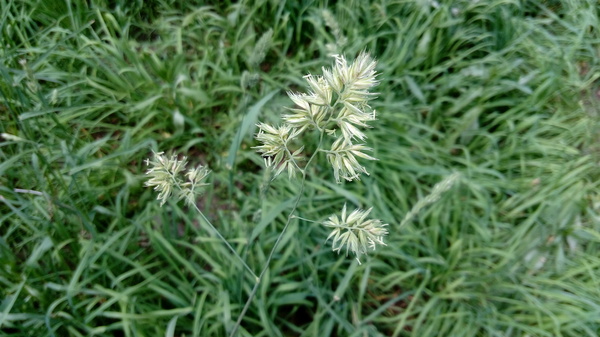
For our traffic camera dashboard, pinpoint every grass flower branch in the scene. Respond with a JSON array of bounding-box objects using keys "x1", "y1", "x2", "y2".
[
  {"x1": 230, "y1": 133, "x2": 324, "y2": 337},
  {"x1": 254, "y1": 51, "x2": 380, "y2": 183},
  {"x1": 230, "y1": 52, "x2": 386, "y2": 335},
  {"x1": 252, "y1": 51, "x2": 385, "y2": 263},
  {"x1": 146, "y1": 52, "x2": 385, "y2": 337},
  {"x1": 144, "y1": 151, "x2": 257, "y2": 279}
]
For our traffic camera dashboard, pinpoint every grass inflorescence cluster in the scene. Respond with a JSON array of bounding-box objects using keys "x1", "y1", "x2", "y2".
[{"x1": 1, "y1": 0, "x2": 600, "y2": 336}]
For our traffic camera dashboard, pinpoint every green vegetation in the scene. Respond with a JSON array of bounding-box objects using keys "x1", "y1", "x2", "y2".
[{"x1": 1, "y1": 0, "x2": 599, "y2": 336}]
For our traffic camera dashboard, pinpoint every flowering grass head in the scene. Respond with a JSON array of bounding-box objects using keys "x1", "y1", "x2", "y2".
[
  {"x1": 145, "y1": 151, "x2": 210, "y2": 206},
  {"x1": 253, "y1": 123, "x2": 304, "y2": 179},
  {"x1": 255, "y1": 51, "x2": 380, "y2": 183},
  {"x1": 327, "y1": 138, "x2": 377, "y2": 182},
  {"x1": 323, "y1": 204, "x2": 388, "y2": 264}
]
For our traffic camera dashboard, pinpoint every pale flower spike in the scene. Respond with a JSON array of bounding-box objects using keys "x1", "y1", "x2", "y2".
[
  {"x1": 327, "y1": 138, "x2": 377, "y2": 182},
  {"x1": 254, "y1": 123, "x2": 303, "y2": 179},
  {"x1": 254, "y1": 51, "x2": 379, "y2": 183},
  {"x1": 323, "y1": 204, "x2": 388, "y2": 264},
  {"x1": 145, "y1": 151, "x2": 210, "y2": 206}
]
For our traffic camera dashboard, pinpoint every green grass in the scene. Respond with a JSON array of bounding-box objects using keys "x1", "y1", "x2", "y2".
[{"x1": 1, "y1": 0, "x2": 599, "y2": 336}]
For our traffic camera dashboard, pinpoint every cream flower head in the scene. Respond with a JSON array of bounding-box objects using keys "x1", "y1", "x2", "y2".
[{"x1": 255, "y1": 51, "x2": 379, "y2": 183}]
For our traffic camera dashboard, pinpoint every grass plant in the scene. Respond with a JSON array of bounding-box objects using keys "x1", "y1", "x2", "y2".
[{"x1": 1, "y1": 0, "x2": 599, "y2": 336}]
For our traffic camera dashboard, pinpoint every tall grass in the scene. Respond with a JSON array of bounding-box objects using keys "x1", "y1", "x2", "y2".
[{"x1": 1, "y1": 0, "x2": 599, "y2": 336}]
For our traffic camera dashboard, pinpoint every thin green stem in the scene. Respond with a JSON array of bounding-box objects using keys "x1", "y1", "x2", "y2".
[
  {"x1": 229, "y1": 133, "x2": 324, "y2": 337},
  {"x1": 282, "y1": 141, "x2": 304, "y2": 174},
  {"x1": 190, "y1": 202, "x2": 258, "y2": 280},
  {"x1": 290, "y1": 215, "x2": 319, "y2": 223},
  {"x1": 162, "y1": 162, "x2": 258, "y2": 279}
]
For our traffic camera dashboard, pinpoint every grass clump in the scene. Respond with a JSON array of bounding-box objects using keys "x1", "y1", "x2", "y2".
[{"x1": 1, "y1": 0, "x2": 600, "y2": 336}]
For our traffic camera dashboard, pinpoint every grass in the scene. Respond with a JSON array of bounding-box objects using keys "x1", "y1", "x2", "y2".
[{"x1": 1, "y1": 0, "x2": 599, "y2": 336}]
